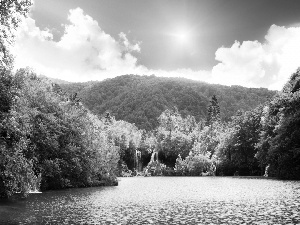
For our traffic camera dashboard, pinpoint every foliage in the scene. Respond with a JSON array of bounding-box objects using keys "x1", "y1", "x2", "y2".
[
  {"x1": 120, "y1": 162, "x2": 133, "y2": 177},
  {"x1": 192, "y1": 121, "x2": 223, "y2": 160},
  {"x1": 105, "y1": 119, "x2": 142, "y2": 170},
  {"x1": 174, "y1": 153, "x2": 213, "y2": 176},
  {"x1": 156, "y1": 108, "x2": 196, "y2": 167},
  {"x1": 59, "y1": 75, "x2": 276, "y2": 131},
  {"x1": 256, "y1": 68, "x2": 300, "y2": 179},
  {"x1": 144, "y1": 161, "x2": 167, "y2": 176},
  {"x1": 0, "y1": 0, "x2": 33, "y2": 69},
  {"x1": 206, "y1": 95, "x2": 220, "y2": 126},
  {"x1": 55, "y1": 70, "x2": 300, "y2": 180},
  {"x1": 0, "y1": 69, "x2": 119, "y2": 197},
  {"x1": 216, "y1": 107, "x2": 263, "y2": 175}
]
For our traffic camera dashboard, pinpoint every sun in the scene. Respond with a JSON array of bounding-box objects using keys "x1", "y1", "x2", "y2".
[
  {"x1": 174, "y1": 29, "x2": 190, "y2": 45},
  {"x1": 177, "y1": 32, "x2": 188, "y2": 42}
]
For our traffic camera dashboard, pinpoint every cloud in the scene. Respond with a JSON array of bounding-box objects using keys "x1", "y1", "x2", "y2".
[
  {"x1": 13, "y1": 8, "x2": 146, "y2": 82},
  {"x1": 12, "y1": 7, "x2": 300, "y2": 90},
  {"x1": 13, "y1": 8, "x2": 210, "y2": 83},
  {"x1": 211, "y1": 25, "x2": 300, "y2": 90},
  {"x1": 119, "y1": 32, "x2": 141, "y2": 52}
]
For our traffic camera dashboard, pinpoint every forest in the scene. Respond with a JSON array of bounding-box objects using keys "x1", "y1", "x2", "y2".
[
  {"x1": 100, "y1": 74, "x2": 300, "y2": 181},
  {"x1": 59, "y1": 75, "x2": 276, "y2": 130},
  {"x1": 1, "y1": 0, "x2": 300, "y2": 200}
]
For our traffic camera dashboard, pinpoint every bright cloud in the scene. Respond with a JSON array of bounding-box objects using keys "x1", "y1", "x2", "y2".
[
  {"x1": 212, "y1": 25, "x2": 300, "y2": 90},
  {"x1": 13, "y1": 8, "x2": 147, "y2": 82},
  {"x1": 12, "y1": 8, "x2": 300, "y2": 90}
]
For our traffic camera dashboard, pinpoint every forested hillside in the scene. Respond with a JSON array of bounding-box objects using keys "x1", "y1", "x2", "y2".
[{"x1": 59, "y1": 75, "x2": 276, "y2": 130}]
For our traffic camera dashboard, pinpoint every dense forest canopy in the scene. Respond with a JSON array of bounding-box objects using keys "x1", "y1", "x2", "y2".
[
  {"x1": 0, "y1": 69, "x2": 121, "y2": 198},
  {"x1": 59, "y1": 75, "x2": 276, "y2": 130}
]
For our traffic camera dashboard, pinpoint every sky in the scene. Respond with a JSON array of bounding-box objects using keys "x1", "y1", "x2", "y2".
[{"x1": 12, "y1": 0, "x2": 300, "y2": 90}]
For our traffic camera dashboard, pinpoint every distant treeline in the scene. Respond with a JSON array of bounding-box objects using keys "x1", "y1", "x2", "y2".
[{"x1": 59, "y1": 75, "x2": 276, "y2": 131}]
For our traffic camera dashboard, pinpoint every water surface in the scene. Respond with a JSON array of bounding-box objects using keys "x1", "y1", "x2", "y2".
[{"x1": 0, "y1": 177, "x2": 299, "y2": 224}]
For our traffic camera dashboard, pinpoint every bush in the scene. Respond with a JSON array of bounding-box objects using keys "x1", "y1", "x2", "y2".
[
  {"x1": 186, "y1": 154, "x2": 213, "y2": 176},
  {"x1": 174, "y1": 154, "x2": 214, "y2": 176},
  {"x1": 174, "y1": 154, "x2": 188, "y2": 175},
  {"x1": 119, "y1": 162, "x2": 132, "y2": 177},
  {"x1": 144, "y1": 161, "x2": 167, "y2": 176}
]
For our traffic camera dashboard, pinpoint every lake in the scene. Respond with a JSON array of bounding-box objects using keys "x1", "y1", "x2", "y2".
[{"x1": 0, "y1": 177, "x2": 299, "y2": 224}]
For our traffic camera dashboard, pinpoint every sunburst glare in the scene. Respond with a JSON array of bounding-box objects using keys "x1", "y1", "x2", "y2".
[{"x1": 174, "y1": 29, "x2": 190, "y2": 45}]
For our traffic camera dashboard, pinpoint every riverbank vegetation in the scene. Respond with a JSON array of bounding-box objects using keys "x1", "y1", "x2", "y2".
[
  {"x1": 0, "y1": 1, "x2": 120, "y2": 198},
  {"x1": 112, "y1": 71, "x2": 300, "y2": 180},
  {"x1": 1, "y1": 0, "x2": 300, "y2": 200},
  {"x1": 126, "y1": 72, "x2": 300, "y2": 180},
  {"x1": 0, "y1": 68, "x2": 121, "y2": 198}
]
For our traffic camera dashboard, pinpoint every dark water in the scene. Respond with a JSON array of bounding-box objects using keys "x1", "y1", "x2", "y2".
[{"x1": 0, "y1": 177, "x2": 300, "y2": 224}]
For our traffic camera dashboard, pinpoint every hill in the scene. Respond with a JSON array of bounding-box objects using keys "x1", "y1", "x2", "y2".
[{"x1": 59, "y1": 75, "x2": 276, "y2": 130}]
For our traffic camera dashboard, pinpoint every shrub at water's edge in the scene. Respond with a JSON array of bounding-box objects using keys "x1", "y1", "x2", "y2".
[{"x1": 140, "y1": 153, "x2": 215, "y2": 177}]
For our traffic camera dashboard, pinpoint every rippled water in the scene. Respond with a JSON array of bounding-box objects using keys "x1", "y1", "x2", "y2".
[{"x1": 0, "y1": 177, "x2": 300, "y2": 224}]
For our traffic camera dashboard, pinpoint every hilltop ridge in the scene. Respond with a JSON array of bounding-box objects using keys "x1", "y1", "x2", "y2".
[{"x1": 59, "y1": 75, "x2": 276, "y2": 130}]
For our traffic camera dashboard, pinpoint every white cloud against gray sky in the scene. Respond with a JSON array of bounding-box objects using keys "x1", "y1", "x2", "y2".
[
  {"x1": 212, "y1": 25, "x2": 300, "y2": 90},
  {"x1": 12, "y1": 1, "x2": 300, "y2": 90}
]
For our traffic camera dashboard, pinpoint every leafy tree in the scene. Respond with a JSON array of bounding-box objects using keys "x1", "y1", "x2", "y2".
[
  {"x1": 174, "y1": 153, "x2": 213, "y2": 176},
  {"x1": 191, "y1": 95, "x2": 222, "y2": 161},
  {"x1": 156, "y1": 108, "x2": 196, "y2": 166},
  {"x1": 0, "y1": 0, "x2": 33, "y2": 69},
  {"x1": 106, "y1": 119, "x2": 142, "y2": 170},
  {"x1": 0, "y1": 68, "x2": 14, "y2": 118},
  {"x1": 254, "y1": 104, "x2": 277, "y2": 174},
  {"x1": 1, "y1": 0, "x2": 33, "y2": 146},
  {"x1": 0, "y1": 0, "x2": 33, "y2": 196},
  {"x1": 206, "y1": 95, "x2": 220, "y2": 126},
  {"x1": 0, "y1": 69, "x2": 40, "y2": 197},
  {"x1": 215, "y1": 125, "x2": 237, "y2": 175},
  {"x1": 256, "y1": 68, "x2": 300, "y2": 179},
  {"x1": 192, "y1": 121, "x2": 223, "y2": 160},
  {"x1": 0, "y1": 69, "x2": 120, "y2": 198},
  {"x1": 216, "y1": 107, "x2": 263, "y2": 175}
]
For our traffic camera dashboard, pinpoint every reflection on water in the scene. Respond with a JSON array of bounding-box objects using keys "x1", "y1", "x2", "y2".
[{"x1": 0, "y1": 177, "x2": 300, "y2": 224}]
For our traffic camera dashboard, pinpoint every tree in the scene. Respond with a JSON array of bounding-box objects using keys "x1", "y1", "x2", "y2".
[
  {"x1": 0, "y1": 69, "x2": 14, "y2": 117},
  {"x1": 156, "y1": 108, "x2": 196, "y2": 166},
  {"x1": 1, "y1": 69, "x2": 120, "y2": 198},
  {"x1": 232, "y1": 107, "x2": 263, "y2": 175},
  {"x1": 0, "y1": 1, "x2": 33, "y2": 196},
  {"x1": 0, "y1": 69, "x2": 40, "y2": 197},
  {"x1": 256, "y1": 68, "x2": 300, "y2": 179},
  {"x1": 106, "y1": 119, "x2": 142, "y2": 170},
  {"x1": 1, "y1": 0, "x2": 33, "y2": 69},
  {"x1": 190, "y1": 95, "x2": 222, "y2": 161},
  {"x1": 192, "y1": 121, "x2": 224, "y2": 160},
  {"x1": 216, "y1": 106, "x2": 263, "y2": 176},
  {"x1": 206, "y1": 95, "x2": 220, "y2": 126}
]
